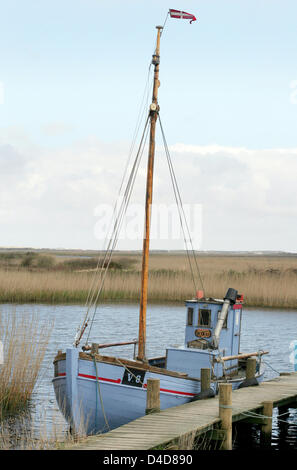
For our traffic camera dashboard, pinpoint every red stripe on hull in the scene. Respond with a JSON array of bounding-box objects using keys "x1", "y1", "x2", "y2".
[
  {"x1": 57, "y1": 372, "x2": 196, "y2": 396},
  {"x1": 78, "y1": 373, "x2": 121, "y2": 384},
  {"x1": 57, "y1": 372, "x2": 121, "y2": 384},
  {"x1": 143, "y1": 383, "x2": 195, "y2": 397}
]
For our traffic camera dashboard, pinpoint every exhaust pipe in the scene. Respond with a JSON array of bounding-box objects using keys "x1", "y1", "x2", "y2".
[{"x1": 211, "y1": 288, "x2": 238, "y2": 349}]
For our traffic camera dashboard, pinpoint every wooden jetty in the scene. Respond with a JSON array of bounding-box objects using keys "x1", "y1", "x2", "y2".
[{"x1": 66, "y1": 371, "x2": 297, "y2": 450}]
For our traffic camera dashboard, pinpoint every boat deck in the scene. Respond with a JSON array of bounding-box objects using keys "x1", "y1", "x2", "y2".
[{"x1": 66, "y1": 372, "x2": 297, "y2": 450}]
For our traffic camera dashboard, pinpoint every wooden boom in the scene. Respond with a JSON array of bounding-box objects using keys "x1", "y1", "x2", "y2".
[
  {"x1": 215, "y1": 351, "x2": 269, "y2": 362},
  {"x1": 83, "y1": 340, "x2": 138, "y2": 351}
]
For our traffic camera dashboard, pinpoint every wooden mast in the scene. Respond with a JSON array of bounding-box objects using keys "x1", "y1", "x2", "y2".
[{"x1": 137, "y1": 26, "x2": 162, "y2": 361}]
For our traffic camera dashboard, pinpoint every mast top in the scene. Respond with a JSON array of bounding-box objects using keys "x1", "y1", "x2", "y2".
[{"x1": 152, "y1": 26, "x2": 162, "y2": 66}]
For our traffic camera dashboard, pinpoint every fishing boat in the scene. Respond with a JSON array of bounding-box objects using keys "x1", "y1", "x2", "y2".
[{"x1": 53, "y1": 20, "x2": 267, "y2": 436}]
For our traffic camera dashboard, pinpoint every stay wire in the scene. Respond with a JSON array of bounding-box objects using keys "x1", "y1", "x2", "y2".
[
  {"x1": 85, "y1": 123, "x2": 150, "y2": 345},
  {"x1": 87, "y1": 113, "x2": 150, "y2": 311},
  {"x1": 84, "y1": 114, "x2": 151, "y2": 345},
  {"x1": 83, "y1": 65, "x2": 153, "y2": 311},
  {"x1": 84, "y1": 114, "x2": 150, "y2": 338},
  {"x1": 163, "y1": 137, "x2": 197, "y2": 293},
  {"x1": 161, "y1": 11, "x2": 170, "y2": 36},
  {"x1": 158, "y1": 115, "x2": 205, "y2": 295},
  {"x1": 159, "y1": 118, "x2": 197, "y2": 293},
  {"x1": 160, "y1": 116, "x2": 205, "y2": 295},
  {"x1": 75, "y1": 113, "x2": 150, "y2": 347},
  {"x1": 82, "y1": 67, "x2": 152, "y2": 345}
]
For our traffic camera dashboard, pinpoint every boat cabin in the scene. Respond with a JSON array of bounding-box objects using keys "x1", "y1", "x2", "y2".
[{"x1": 166, "y1": 289, "x2": 244, "y2": 379}]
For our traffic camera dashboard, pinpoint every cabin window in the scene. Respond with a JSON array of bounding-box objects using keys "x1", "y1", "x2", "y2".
[
  {"x1": 198, "y1": 309, "x2": 211, "y2": 327},
  {"x1": 187, "y1": 307, "x2": 194, "y2": 326}
]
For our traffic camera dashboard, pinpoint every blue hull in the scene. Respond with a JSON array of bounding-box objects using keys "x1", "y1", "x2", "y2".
[{"x1": 52, "y1": 348, "x2": 265, "y2": 435}]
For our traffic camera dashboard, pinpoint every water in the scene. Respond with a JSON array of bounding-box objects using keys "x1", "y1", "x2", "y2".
[{"x1": 1, "y1": 302, "x2": 297, "y2": 449}]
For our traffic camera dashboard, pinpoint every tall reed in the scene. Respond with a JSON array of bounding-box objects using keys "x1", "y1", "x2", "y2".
[
  {"x1": 0, "y1": 254, "x2": 295, "y2": 308},
  {"x1": 0, "y1": 310, "x2": 52, "y2": 417}
]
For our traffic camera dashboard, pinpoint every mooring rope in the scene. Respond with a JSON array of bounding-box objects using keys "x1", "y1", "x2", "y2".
[
  {"x1": 92, "y1": 355, "x2": 110, "y2": 432},
  {"x1": 237, "y1": 409, "x2": 297, "y2": 427},
  {"x1": 262, "y1": 360, "x2": 281, "y2": 376}
]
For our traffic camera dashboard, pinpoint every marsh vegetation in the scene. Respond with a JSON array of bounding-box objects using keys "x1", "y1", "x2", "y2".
[
  {"x1": 0, "y1": 310, "x2": 52, "y2": 418},
  {"x1": 0, "y1": 250, "x2": 296, "y2": 308}
]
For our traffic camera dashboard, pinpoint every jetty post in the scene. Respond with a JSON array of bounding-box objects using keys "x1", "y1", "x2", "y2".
[
  {"x1": 65, "y1": 372, "x2": 297, "y2": 451},
  {"x1": 201, "y1": 368, "x2": 211, "y2": 393},
  {"x1": 246, "y1": 357, "x2": 257, "y2": 380},
  {"x1": 260, "y1": 401, "x2": 273, "y2": 446},
  {"x1": 146, "y1": 378, "x2": 160, "y2": 415},
  {"x1": 219, "y1": 383, "x2": 232, "y2": 450}
]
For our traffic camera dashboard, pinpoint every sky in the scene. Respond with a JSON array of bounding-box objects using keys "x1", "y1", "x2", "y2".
[{"x1": 0, "y1": 0, "x2": 296, "y2": 251}]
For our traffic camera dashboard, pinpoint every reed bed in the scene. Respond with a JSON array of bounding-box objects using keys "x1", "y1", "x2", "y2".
[
  {"x1": 0, "y1": 412, "x2": 85, "y2": 450},
  {"x1": 0, "y1": 255, "x2": 295, "y2": 308},
  {"x1": 0, "y1": 310, "x2": 52, "y2": 417}
]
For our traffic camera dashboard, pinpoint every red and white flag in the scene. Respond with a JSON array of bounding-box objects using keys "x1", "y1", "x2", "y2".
[{"x1": 169, "y1": 9, "x2": 197, "y2": 24}]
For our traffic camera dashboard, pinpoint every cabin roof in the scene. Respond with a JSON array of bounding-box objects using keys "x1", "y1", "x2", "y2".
[{"x1": 185, "y1": 298, "x2": 224, "y2": 305}]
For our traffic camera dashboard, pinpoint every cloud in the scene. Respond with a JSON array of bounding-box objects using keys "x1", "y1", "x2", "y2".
[
  {"x1": 169, "y1": 143, "x2": 297, "y2": 217},
  {"x1": 41, "y1": 122, "x2": 75, "y2": 136},
  {"x1": 0, "y1": 144, "x2": 26, "y2": 175},
  {"x1": 0, "y1": 136, "x2": 296, "y2": 250}
]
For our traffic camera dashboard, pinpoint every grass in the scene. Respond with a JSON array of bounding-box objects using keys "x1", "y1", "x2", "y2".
[
  {"x1": 0, "y1": 251, "x2": 296, "y2": 308},
  {"x1": 0, "y1": 309, "x2": 53, "y2": 417}
]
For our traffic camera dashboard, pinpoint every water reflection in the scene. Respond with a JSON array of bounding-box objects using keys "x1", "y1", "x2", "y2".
[
  {"x1": 0, "y1": 303, "x2": 296, "y2": 448},
  {"x1": 233, "y1": 407, "x2": 297, "y2": 450}
]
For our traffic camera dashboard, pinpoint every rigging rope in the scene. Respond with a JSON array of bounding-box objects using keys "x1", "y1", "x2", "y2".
[
  {"x1": 74, "y1": 59, "x2": 154, "y2": 348},
  {"x1": 160, "y1": 11, "x2": 170, "y2": 36},
  {"x1": 158, "y1": 114, "x2": 205, "y2": 295},
  {"x1": 92, "y1": 355, "x2": 110, "y2": 431},
  {"x1": 78, "y1": 113, "x2": 151, "y2": 346},
  {"x1": 83, "y1": 65, "x2": 153, "y2": 311},
  {"x1": 74, "y1": 28, "x2": 205, "y2": 347},
  {"x1": 76, "y1": 112, "x2": 206, "y2": 346}
]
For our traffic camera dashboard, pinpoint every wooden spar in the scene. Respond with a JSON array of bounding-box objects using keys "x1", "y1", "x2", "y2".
[
  {"x1": 137, "y1": 26, "x2": 162, "y2": 362},
  {"x1": 215, "y1": 351, "x2": 269, "y2": 362},
  {"x1": 82, "y1": 340, "x2": 138, "y2": 351}
]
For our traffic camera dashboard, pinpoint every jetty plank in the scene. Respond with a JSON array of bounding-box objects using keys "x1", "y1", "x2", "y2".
[{"x1": 67, "y1": 372, "x2": 297, "y2": 450}]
